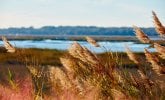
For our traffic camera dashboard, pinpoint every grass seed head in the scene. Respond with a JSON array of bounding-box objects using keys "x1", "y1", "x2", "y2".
[
  {"x1": 48, "y1": 66, "x2": 71, "y2": 88},
  {"x1": 154, "y1": 43, "x2": 165, "y2": 59},
  {"x1": 68, "y1": 42, "x2": 100, "y2": 65},
  {"x1": 27, "y1": 66, "x2": 38, "y2": 77},
  {"x1": 60, "y1": 57, "x2": 75, "y2": 72},
  {"x1": 125, "y1": 46, "x2": 140, "y2": 64},
  {"x1": 2, "y1": 36, "x2": 16, "y2": 53},
  {"x1": 152, "y1": 11, "x2": 165, "y2": 36},
  {"x1": 144, "y1": 49, "x2": 161, "y2": 75},
  {"x1": 86, "y1": 36, "x2": 100, "y2": 47},
  {"x1": 133, "y1": 26, "x2": 151, "y2": 43}
]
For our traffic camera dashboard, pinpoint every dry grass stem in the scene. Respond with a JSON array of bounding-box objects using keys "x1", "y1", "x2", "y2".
[{"x1": 129, "y1": 72, "x2": 138, "y2": 86}]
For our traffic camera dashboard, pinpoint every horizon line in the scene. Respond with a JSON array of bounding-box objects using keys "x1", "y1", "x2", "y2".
[{"x1": 0, "y1": 25, "x2": 155, "y2": 29}]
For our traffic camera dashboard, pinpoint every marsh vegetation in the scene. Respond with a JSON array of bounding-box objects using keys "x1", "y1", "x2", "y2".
[{"x1": 0, "y1": 11, "x2": 165, "y2": 100}]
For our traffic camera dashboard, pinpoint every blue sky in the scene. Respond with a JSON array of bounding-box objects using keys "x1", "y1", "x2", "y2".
[{"x1": 0, "y1": 0, "x2": 164, "y2": 28}]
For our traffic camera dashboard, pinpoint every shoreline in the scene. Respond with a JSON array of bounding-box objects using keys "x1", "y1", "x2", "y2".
[{"x1": 0, "y1": 35, "x2": 159, "y2": 41}]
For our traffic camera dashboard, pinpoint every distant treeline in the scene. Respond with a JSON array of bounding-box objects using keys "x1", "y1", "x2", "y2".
[{"x1": 0, "y1": 26, "x2": 157, "y2": 36}]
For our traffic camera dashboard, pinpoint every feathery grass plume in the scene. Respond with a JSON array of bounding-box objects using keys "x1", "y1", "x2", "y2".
[
  {"x1": 27, "y1": 66, "x2": 38, "y2": 77},
  {"x1": 125, "y1": 46, "x2": 140, "y2": 64},
  {"x1": 144, "y1": 49, "x2": 164, "y2": 75},
  {"x1": 137, "y1": 70, "x2": 154, "y2": 87},
  {"x1": 133, "y1": 26, "x2": 151, "y2": 43},
  {"x1": 82, "y1": 47, "x2": 100, "y2": 65},
  {"x1": 137, "y1": 70, "x2": 148, "y2": 80},
  {"x1": 68, "y1": 41, "x2": 85, "y2": 59},
  {"x1": 86, "y1": 36, "x2": 100, "y2": 47},
  {"x1": 152, "y1": 11, "x2": 165, "y2": 36},
  {"x1": 111, "y1": 89, "x2": 128, "y2": 100},
  {"x1": 2, "y1": 36, "x2": 16, "y2": 53},
  {"x1": 113, "y1": 71, "x2": 125, "y2": 86},
  {"x1": 60, "y1": 56, "x2": 90, "y2": 94},
  {"x1": 60, "y1": 57, "x2": 76, "y2": 72},
  {"x1": 48, "y1": 66, "x2": 71, "y2": 89},
  {"x1": 60, "y1": 57, "x2": 94, "y2": 97},
  {"x1": 68, "y1": 41, "x2": 100, "y2": 65},
  {"x1": 154, "y1": 43, "x2": 165, "y2": 59}
]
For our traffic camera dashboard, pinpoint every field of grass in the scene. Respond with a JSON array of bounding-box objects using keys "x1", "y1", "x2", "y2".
[
  {"x1": 0, "y1": 48, "x2": 64, "y2": 66},
  {"x1": 0, "y1": 11, "x2": 165, "y2": 100},
  {"x1": 0, "y1": 46, "x2": 165, "y2": 99},
  {"x1": 0, "y1": 47, "x2": 142, "y2": 66}
]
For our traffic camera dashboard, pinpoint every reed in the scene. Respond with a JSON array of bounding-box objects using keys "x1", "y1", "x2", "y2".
[
  {"x1": 125, "y1": 46, "x2": 140, "y2": 64},
  {"x1": 154, "y1": 43, "x2": 165, "y2": 59},
  {"x1": 2, "y1": 36, "x2": 16, "y2": 53},
  {"x1": 86, "y1": 36, "x2": 100, "y2": 47},
  {"x1": 152, "y1": 11, "x2": 165, "y2": 37},
  {"x1": 133, "y1": 26, "x2": 151, "y2": 43}
]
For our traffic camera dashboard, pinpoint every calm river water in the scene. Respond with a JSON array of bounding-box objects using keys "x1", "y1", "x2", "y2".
[{"x1": 0, "y1": 39, "x2": 155, "y2": 53}]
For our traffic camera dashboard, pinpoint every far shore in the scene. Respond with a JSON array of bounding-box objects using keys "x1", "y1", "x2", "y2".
[{"x1": 0, "y1": 35, "x2": 162, "y2": 42}]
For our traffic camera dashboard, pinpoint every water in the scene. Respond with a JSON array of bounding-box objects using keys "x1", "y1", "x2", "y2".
[{"x1": 0, "y1": 39, "x2": 155, "y2": 53}]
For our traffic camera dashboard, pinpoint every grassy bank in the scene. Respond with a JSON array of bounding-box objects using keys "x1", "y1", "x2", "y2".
[
  {"x1": 0, "y1": 47, "x2": 145, "y2": 67},
  {"x1": 0, "y1": 47, "x2": 64, "y2": 66}
]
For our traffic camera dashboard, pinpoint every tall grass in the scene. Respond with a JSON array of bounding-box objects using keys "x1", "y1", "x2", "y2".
[{"x1": 0, "y1": 11, "x2": 165, "y2": 100}]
